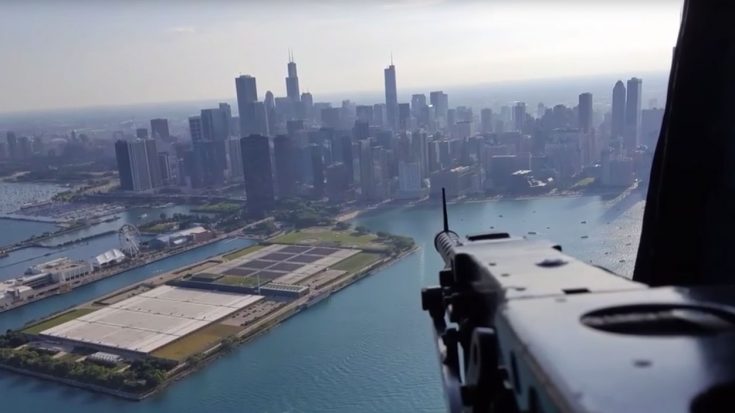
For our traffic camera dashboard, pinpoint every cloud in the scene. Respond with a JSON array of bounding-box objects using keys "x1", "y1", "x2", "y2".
[{"x1": 166, "y1": 26, "x2": 196, "y2": 35}]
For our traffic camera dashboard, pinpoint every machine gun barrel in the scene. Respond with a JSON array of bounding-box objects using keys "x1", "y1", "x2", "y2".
[
  {"x1": 433, "y1": 188, "x2": 462, "y2": 265},
  {"x1": 422, "y1": 189, "x2": 735, "y2": 413},
  {"x1": 434, "y1": 230, "x2": 461, "y2": 265}
]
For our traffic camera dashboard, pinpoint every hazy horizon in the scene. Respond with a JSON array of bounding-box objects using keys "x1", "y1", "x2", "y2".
[{"x1": 1, "y1": 0, "x2": 682, "y2": 114}]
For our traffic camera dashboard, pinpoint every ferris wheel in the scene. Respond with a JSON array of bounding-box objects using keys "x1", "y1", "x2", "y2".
[{"x1": 118, "y1": 224, "x2": 141, "y2": 256}]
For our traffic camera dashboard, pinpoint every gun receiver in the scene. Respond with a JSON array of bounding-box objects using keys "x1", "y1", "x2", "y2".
[{"x1": 422, "y1": 189, "x2": 735, "y2": 413}]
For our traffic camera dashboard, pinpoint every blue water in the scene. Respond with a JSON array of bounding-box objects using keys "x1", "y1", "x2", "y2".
[
  {"x1": 0, "y1": 182, "x2": 64, "y2": 246},
  {"x1": 40, "y1": 204, "x2": 214, "y2": 246},
  {"x1": 0, "y1": 181, "x2": 65, "y2": 214},
  {"x1": 0, "y1": 237, "x2": 253, "y2": 332},
  {"x1": 0, "y1": 193, "x2": 646, "y2": 412},
  {"x1": 0, "y1": 218, "x2": 57, "y2": 247},
  {"x1": 0, "y1": 182, "x2": 214, "y2": 280}
]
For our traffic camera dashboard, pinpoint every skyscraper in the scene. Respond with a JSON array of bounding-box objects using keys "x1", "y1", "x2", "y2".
[
  {"x1": 612, "y1": 80, "x2": 626, "y2": 139},
  {"x1": 286, "y1": 52, "x2": 300, "y2": 102},
  {"x1": 189, "y1": 116, "x2": 203, "y2": 141},
  {"x1": 265, "y1": 91, "x2": 275, "y2": 111},
  {"x1": 310, "y1": 144, "x2": 325, "y2": 197},
  {"x1": 373, "y1": 104, "x2": 385, "y2": 128},
  {"x1": 150, "y1": 118, "x2": 170, "y2": 140},
  {"x1": 411, "y1": 131, "x2": 429, "y2": 178},
  {"x1": 144, "y1": 139, "x2": 163, "y2": 188},
  {"x1": 115, "y1": 139, "x2": 161, "y2": 191},
  {"x1": 480, "y1": 108, "x2": 493, "y2": 134},
  {"x1": 625, "y1": 77, "x2": 642, "y2": 152},
  {"x1": 353, "y1": 121, "x2": 370, "y2": 140},
  {"x1": 201, "y1": 108, "x2": 229, "y2": 142},
  {"x1": 114, "y1": 140, "x2": 134, "y2": 191},
  {"x1": 241, "y1": 135, "x2": 275, "y2": 217},
  {"x1": 130, "y1": 140, "x2": 150, "y2": 191},
  {"x1": 384, "y1": 62, "x2": 398, "y2": 131},
  {"x1": 321, "y1": 108, "x2": 341, "y2": 129},
  {"x1": 227, "y1": 137, "x2": 244, "y2": 182},
  {"x1": 411, "y1": 94, "x2": 427, "y2": 117},
  {"x1": 325, "y1": 163, "x2": 349, "y2": 202},
  {"x1": 218, "y1": 103, "x2": 232, "y2": 138},
  {"x1": 301, "y1": 92, "x2": 314, "y2": 120},
  {"x1": 192, "y1": 140, "x2": 224, "y2": 187},
  {"x1": 235, "y1": 75, "x2": 258, "y2": 136},
  {"x1": 358, "y1": 139, "x2": 376, "y2": 200},
  {"x1": 253, "y1": 102, "x2": 270, "y2": 136},
  {"x1": 200, "y1": 107, "x2": 229, "y2": 181},
  {"x1": 6, "y1": 132, "x2": 17, "y2": 161},
  {"x1": 136, "y1": 128, "x2": 148, "y2": 139},
  {"x1": 274, "y1": 134, "x2": 297, "y2": 198},
  {"x1": 398, "y1": 103, "x2": 410, "y2": 131},
  {"x1": 158, "y1": 152, "x2": 172, "y2": 184},
  {"x1": 200, "y1": 108, "x2": 227, "y2": 142},
  {"x1": 356, "y1": 105, "x2": 374, "y2": 124},
  {"x1": 337, "y1": 135, "x2": 354, "y2": 184},
  {"x1": 512, "y1": 102, "x2": 527, "y2": 132},
  {"x1": 578, "y1": 92, "x2": 593, "y2": 133},
  {"x1": 429, "y1": 91, "x2": 449, "y2": 121},
  {"x1": 17, "y1": 136, "x2": 31, "y2": 160}
]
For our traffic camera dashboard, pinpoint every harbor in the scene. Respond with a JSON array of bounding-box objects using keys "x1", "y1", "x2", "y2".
[
  {"x1": 0, "y1": 225, "x2": 416, "y2": 399},
  {"x1": 0, "y1": 225, "x2": 232, "y2": 314}
]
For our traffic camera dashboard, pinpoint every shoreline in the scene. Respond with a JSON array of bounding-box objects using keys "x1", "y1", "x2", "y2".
[
  {"x1": 0, "y1": 233, "x2": 241, "y2": 315},
  {"x1": 4, "y1": 235, "x2": 417, "y2": 401},
  {"x1": 336, "y1": 185, "x2": 642, "y2": 222}
]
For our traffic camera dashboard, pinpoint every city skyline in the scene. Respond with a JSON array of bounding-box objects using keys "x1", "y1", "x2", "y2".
[{"x1": 0, "y1": 1, "x2": 681, "y2": 113}]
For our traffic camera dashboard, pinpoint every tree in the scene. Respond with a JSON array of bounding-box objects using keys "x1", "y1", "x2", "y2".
[{"x1": 159, "y1": 212, "x2": 167, "y2": 220}]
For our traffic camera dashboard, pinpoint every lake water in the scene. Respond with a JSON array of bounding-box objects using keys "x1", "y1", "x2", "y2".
[
  {"x1": 0, "y1": 182, "x2": 217, "y2": 279},
  {"x1": 0, "y1": 191, "x2": 646, "y2": 412}
]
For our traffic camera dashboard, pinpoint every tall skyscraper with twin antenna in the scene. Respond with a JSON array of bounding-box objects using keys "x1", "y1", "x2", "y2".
[{"x1": 286, "y1": 50, "x2": 300, "y2": 102}]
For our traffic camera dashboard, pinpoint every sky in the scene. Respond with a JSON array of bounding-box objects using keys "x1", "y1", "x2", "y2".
[{"x1": 0, "y1": 0, "x2": 683, "y2": 113}]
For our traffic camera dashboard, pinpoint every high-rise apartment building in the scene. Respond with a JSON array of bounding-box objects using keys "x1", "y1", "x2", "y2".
[
  {"x1": 612, "y1": 80, "x2": 626, "y2": 139},
  {"x1": 384, "y1": 63, "x2": 398, "y2": 131},
  {"x1": 150, "y1": 118, "x2": 170, "y2": 140},
  {"x1": 625, "y1": 77, "x2": 643, "y2": 152},
  {"x1": 241, "y1": 135, "x2": 275, "y2": 217}
]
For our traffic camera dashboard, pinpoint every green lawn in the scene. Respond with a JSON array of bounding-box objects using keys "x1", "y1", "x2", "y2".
[
  {"x1": 152, "y1": 323, "x2": 241, "y2": 361},
  {"x1": 223, "y1": 244, "x2": 266, "y2": 261},
  {"x1": 331, "y1": 252, "x2": 383, "y2": 275},
  {"x1": 23, "y1": 308, "x2": 97, "y2": 335},
  {"x1": 190, "y1": 202, "x2": 241, "y2": 214},
  {"x1": 272, "y1": 228, "x2": 385, "y2": 249},
  {"x1": 571, "y1": 177, "x2": 596, "y2": 189}
]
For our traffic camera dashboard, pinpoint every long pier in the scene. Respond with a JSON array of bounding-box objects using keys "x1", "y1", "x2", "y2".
[{"x1": 0, "y1": 233, "x2": 238, "y2": 314}]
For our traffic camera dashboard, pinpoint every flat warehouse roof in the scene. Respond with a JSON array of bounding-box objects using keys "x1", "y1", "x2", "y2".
[{"x1": 41, "y1": 286, "x2": 263, "y2": 354}]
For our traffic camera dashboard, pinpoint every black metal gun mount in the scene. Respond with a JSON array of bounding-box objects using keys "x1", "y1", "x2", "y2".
[{"x1": 422, "y1": 189, "x2": 735, "y2": 413}]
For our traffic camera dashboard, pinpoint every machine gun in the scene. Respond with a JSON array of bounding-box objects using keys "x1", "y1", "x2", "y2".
[
  {"x1": 421, "y1": 190, "x2": 735, "y2": 413},
  {"x1": 422, "y1": 1, "x2": 735, "y2": 411}
]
